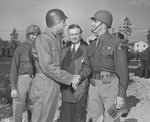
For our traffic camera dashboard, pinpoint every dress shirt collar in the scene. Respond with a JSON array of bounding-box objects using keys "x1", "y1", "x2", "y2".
[{"x1": 71, "y1": 42, "x2": 81, "y2": 52}]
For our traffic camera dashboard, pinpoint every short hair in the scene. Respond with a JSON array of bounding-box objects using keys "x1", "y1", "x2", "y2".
[{"x1": 68, "y1": 24, "x2": 82, "y2": 33}]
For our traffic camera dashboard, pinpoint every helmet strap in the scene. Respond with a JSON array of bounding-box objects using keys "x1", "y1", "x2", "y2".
[
  {"x1": 27, "y1": 35, "x2": 36, "y2": 46},
  {"x1": 27, "y1": 38, "x2": 34, "y2": 45},
  {"x1": 91, "y1": 22, "x2": 103, "y2": 33}
]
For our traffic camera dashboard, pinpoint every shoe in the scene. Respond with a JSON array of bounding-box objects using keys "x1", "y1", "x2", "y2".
[{"x1": 121, "y1": 108, "x2": 129, "y2": 117}]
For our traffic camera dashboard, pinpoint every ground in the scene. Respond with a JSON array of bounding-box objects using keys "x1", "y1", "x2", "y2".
[
  {"x1": 121, "y1": 75, "x2": 150, "y2": 122},
  {"x1": 0, "y1": 58, "x2": 150, "y2": 122}
]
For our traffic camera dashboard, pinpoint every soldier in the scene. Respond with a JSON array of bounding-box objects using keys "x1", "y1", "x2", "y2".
[
  {"x1": 140, "y1": 42, "x2": 150, "y2": 78},
  {"x1": 58, "y1": 24, "x2": 89, "y2": 122},
  {"x1": 29, "y1": 9, "x2": 80, "y2": 122},
  {"x1": 10, "y1": 25, "x2": 41, "y2": 122},
  {"x1": 79, "y1": 10, "x2": 129, "y2": 122}
]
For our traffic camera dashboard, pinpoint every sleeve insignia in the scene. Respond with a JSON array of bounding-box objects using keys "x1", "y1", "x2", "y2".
[{"x1": 118, "y1": 44, "x2": 124, "y2": 50}]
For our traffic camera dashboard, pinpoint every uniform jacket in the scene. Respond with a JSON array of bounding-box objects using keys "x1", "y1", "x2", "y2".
[
  {"x1": 10, "y1": 42, "x2": 34, "y2": 90},
  {"x1": 141, "y1": 47, "x2": 150, "y2": 64},
  {"x1": 80, "y1": 32, "x2": 129, "y2": 98},
  {"x1": 32, "y1": 27, "x2": 74, "y2": 89},
  {"x1": 61, "y1": 41, "x2": 89, "y2": 103},
  {"x1": 30, "y1": 28, "x2": 77, "y2": 122}
]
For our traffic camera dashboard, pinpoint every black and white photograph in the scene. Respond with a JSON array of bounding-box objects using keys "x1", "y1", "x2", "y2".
[{"x1": 0, "y1": 0, "x2": 150, "y2": 122}]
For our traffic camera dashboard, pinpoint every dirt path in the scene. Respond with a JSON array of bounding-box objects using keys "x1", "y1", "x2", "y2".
[
  {"x1": 122, "y1": 75, "x2": 150, "y2": 122},
  {"x1": 1, "y1": 74, "x2": 150, "y2": 122}
]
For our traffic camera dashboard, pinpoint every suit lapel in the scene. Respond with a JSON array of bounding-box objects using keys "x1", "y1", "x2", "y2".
[
  {"x1": 61, "y1": 44, "x2": 85, "y2": 74},
  {"x1": 72, "y1": 46, "x2": 83, "y2": 61},
  {"x1": 61, "y1": 47, "x2": 72, "y2": 71}
]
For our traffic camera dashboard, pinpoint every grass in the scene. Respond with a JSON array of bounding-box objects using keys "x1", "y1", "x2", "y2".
[
  {"x1": 0, "y1": 104, "x2": 12, "y2": 121},
  {"x1": 0, "y1": 58, "x2": 12, "y2": 75},
  {"x1": 0, "y1": 64, "x2": 11, "y2": 75},
  {"x1": 0, "y1": 57, "x2": 13, "y2": 121}
]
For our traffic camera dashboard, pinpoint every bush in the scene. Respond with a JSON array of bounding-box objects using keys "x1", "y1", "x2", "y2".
[{"x1": 0, "y1": 74, "x2": 12, "y2": 104}]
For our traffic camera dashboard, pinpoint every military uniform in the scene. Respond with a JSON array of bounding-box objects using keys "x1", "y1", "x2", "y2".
[
  {"x1": 140, "y1": 46, "x2": 150, "y2": 78},
  {"x1": 10, "y1": 42, "x2": 34, "y2": 122},
  {"x1": 80, "y1": 32, "x2": 129, "y2": 122},
  {"x1": 59, "y1": 41, "x2": 89, "y2": 122},
  {"x1": 29, "y1": 28, "x2": 74, "y2": 122}
]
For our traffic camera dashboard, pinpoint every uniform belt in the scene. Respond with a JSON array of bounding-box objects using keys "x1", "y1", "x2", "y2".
[
  {"x1": 20, "y1": 74, "x2": 34, "y2": 78},
  {"x1": 92, "y1": 71, "x2": 116, "y2": 80}
]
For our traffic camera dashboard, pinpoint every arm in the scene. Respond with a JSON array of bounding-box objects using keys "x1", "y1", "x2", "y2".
[
  {"x1": 35, "y1": 35, "x2": 75, "y2": 85},
  {"x1": 114, "y1": 41, "x2": 129, "y2": 98},
  {"x1": 79, "y1": 46, "x2": 92, "y2": 81},
  {"x1": 10, "y1": 48, "x2": 20, "y2": 90}
]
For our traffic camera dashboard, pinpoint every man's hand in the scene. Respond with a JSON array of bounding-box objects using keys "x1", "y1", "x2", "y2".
[
  {"x1": 107, "y1": 97, "x2": 124, "y2": 119},
  {"x1": 11, "y1": 89, "x2": 18, "y2": 98},
  {"x1": 90, "y1": 78, "x2": 96, "y2": 86},
  {"x1": 71, "y1": 75, "x2": 81, "y2": 90},
  {"x1": 115, "y1": 96, "x2": 125, "y2": 109},
  {"x1": 86, "y1": 35, "x2": 97, "y2": 45}
]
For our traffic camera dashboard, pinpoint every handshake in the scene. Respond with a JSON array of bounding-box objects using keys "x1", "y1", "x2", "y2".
[{"x1": 71, "y1": 75, "x2": 81, "y2": 90}]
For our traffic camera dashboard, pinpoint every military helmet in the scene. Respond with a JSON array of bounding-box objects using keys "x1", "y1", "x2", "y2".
[
  {"x1": 26, "y1": 25, "x2": 41, "y2": 35},
  {"x1": 91, "y1": 10, "x2": 113, "y2": 28},
  {"x1": 46, "y1": 9, "x2": 68, "y2": 27}
]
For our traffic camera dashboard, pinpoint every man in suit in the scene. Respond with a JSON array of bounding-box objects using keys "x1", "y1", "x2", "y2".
[{"x1": 58, "y1": 24, "x2": 89, "y2": 122}]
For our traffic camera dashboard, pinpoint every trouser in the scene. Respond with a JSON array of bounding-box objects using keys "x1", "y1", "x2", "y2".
[
  {"x1": 144, "y1": 63, "x2": 150, "y2": 78},
  {"x1": 13, "y1": 74, "x2": 33, "y2": 122},
  {"x1": 140, "y1": 60, "x2": 146, "y2": 78},
  {"x1": 86, "y1": 76, "x2": 119, "y2": 122},
  {"x1": 29, "y1": 73, "x2": 60, "y2": 122},
  {"x1": 140, "y1": 60, "x2": 150, "y2": 78},
  {"x1": 58, "y1": 94, "x2": 87, "y2": 122}
]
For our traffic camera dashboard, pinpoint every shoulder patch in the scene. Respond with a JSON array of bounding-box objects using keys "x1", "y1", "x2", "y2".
[
  {"x1": 117, "y1": 42, "x2": 125, "y2": 50},
  {"x1": 118, "y1": 44, "x2": 124, "y2": 50}
]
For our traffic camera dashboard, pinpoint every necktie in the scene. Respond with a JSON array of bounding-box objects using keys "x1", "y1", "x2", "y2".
[{"x1": 71, "y1": 45, "x2": 76, "y2": 58}]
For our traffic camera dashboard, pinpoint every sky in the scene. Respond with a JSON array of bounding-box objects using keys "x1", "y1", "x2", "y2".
[{"x1": 0, "y1": 0, "x2": 150, "y2": 43}]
